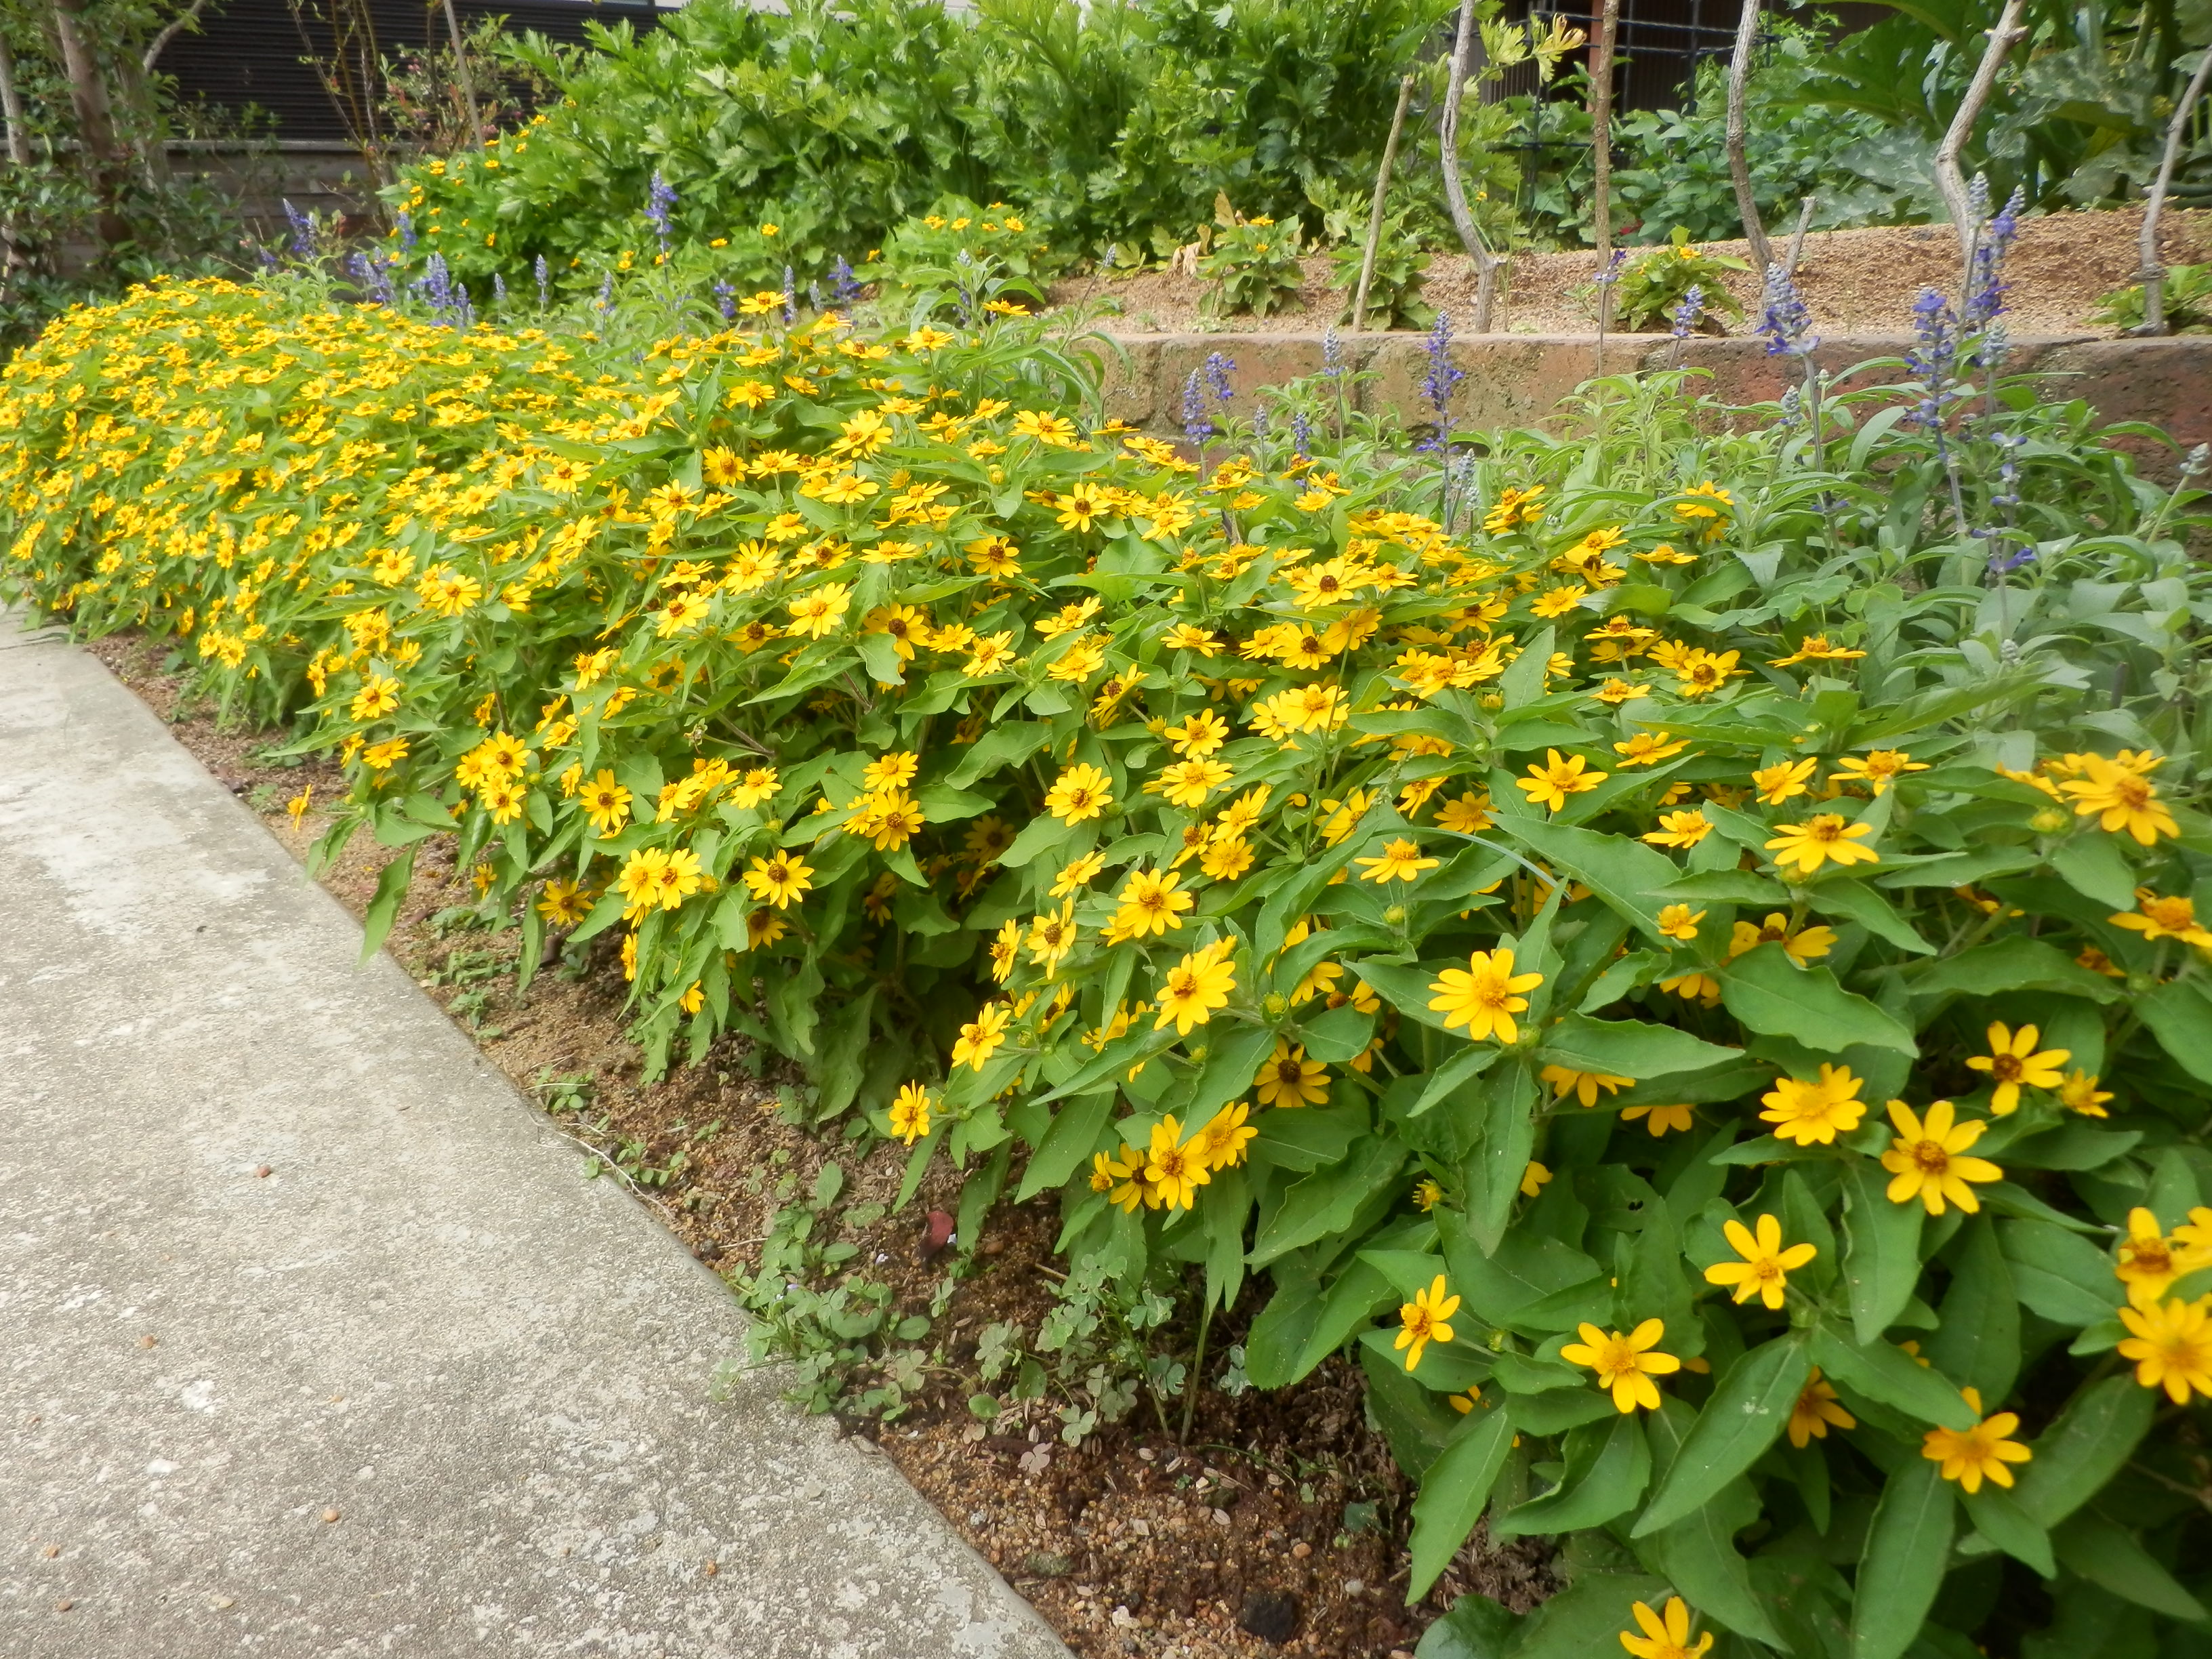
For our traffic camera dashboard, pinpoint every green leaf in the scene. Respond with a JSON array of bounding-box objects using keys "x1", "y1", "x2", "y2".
[
  {"x1": 1490, "y1": 1412, "x2": 1650, "y2": 1538},
  {"x1": 1532, "y1": 1014, "x2": 1743, "y2": 1080},
  {"x1": 1463, "y1": 1063, "x2": 1539, "y2": 1253},
  {"x1": 1906, "y1": 936, "x2": 2124, "y2": 1006},
  {"x1": 942, "y1": 720, "x2": 1051, "y2": 787},
  {"x1": 1635, "y1": 1404, "x2": 1782, "y2": 1643},
  {"x1": 1848, "y1": 1460, "x2": 1954, "y2": 1659},
  {"x1": 1841, "y1": 1160, "x2": 1925, "y2": 1344},
  {"x1": 1811, "y1": 1323, "x2": 1978, "y2": 1429},
  {"x1": 1299, "y1": 1001, "x2": 1374, "y2": 1064},
  {"x1": 1353, "y1": 959, "x2": 1465, "y2": 1034},
  {"x1": 1412, "y1": 1042, "x2": 1502, "y2": 1117},
  {"x1": 1656, "y1": 868, "x2": 1790, "y2": 906},
  {"x1": 1805, "y1": 878, "x2": 1937, "y2": 954},
  {"x1": 1015, "y1": 1091, "x2": 1114, "y2": 1201},
  {"x1": 359, "y1": 846, "x2": 416, "y2": 962},
  {"x1": 1922, "y1": 1217, "x2": 2020, "y2": 1401},
  {"x1": 1960, "y1": 1484, "x2": 2054, "y2": 1578},
  {"x1": 912, "y1": 783, "x2": 996, "y2": 823},
  {"x1": 2015, "y1": 1376, "x2": 2156, "y2": 1531},
  {"x1": 998, "y1": 811, "x2": 1076, "y2": 869},
  {"x1": 2051, "y1": 833, "x2": 2142, "y2": 909},
  {"x1": 1720, "y1": 943, "x2": 1917, "y2": 1055},
  {"x1": 1249, "y1": 1139, "x2": 1407, "y2": 1267},
  {"x1": 1506, "y1": 1574, "x2": 1673, "y2": 1659},
  {"x1": 2052, "y1": 1510, "x2": 2208, "y2": 1621},
  {"x1": 1406, "y1": 1408, "x2": 1517, "y2": 1599},
  {"x1": 1634, "y1": 1335, "x2": 1809, "y2": 1536},
  {"x1": 1412, "y1": 1591, "x2": 1522, "y2": 1659},
  {"x1": 2137, "y1": 981, "x2": 2212, "y2": 1083},
  {"x1": 1998, "y1": 1220, "x2": 2120, "y2": 1328},
  {"x1": 1498, "y1": 815, "x2": 1685, "y2": 945}
]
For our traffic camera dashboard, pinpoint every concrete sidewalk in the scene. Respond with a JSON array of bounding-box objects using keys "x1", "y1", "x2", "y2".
[{"x1": 0, "y1": 610, "x2": 1067, "y2": 1659}]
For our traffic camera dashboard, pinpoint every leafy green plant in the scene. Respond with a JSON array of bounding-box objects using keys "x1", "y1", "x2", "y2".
[
  {"x1": 1328, "y1": 215, "x2": 1434, "y2": 331},
  {"x1": 1599, "y1": 228, "x2": 1748, "y2": 333},
  {"x1": 2091, "y1": 264, "x2": 2212, "y2": 334},
  {"x1": 1200, "y1": 210, "x2": 1306, "y2": 318},
  {"x1": 10, "y1": 261, "x2": 2212, "y2": 1659},
  {"x1": 865, "y1": 195, "x2": 1054, "y2": 317}
]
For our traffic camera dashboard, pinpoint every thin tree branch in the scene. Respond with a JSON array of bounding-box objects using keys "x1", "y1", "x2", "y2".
[
  {"x1": 1589, "y1": 0, "x2": 1620, "y2": 263},
  {"x1": 2136, "y1": 46, "x2": 2212, "y2": 335},
  {"x1": 143, "y1": 0, "x2": 213, "y2": 73},
  {"x1": 1726, "y1": 0, "x2": 1771, "y2": 272},
  {"x1": 1934, "y1": 0, "x2": 2028, "y2": 266},
  {"x1": 1439, "y1": 0, "x2": 1502, "y2": 331}
]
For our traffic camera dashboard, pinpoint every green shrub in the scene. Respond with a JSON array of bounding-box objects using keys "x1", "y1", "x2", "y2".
[
  {"x1": 2091, "y1": 264, "x2": 2212, "y2": 335},
  {"x1": 8, "y1": 271, "x2": 2212, "y2": 1659},
  {"x1": 1199, "y1": 211, "x2": 1307, "y2": 318},
  {"x1": 1328, "y1": 215, "x2": 1434, "y2": 331},
  {"x1": 1599, "y1": 229, "x2": 1747, "y2": 333}
]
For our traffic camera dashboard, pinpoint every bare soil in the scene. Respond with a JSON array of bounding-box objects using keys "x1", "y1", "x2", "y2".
[
  {"x1": 85, "y1": 631, "x2": 1558, "y2": 1659},
  {"x1": 1054, "y1": 203, "x2": 2212, "y2": 338}
]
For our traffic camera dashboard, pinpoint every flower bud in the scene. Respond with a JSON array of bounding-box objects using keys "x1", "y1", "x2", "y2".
[
  {"x1": 1384, "y1": 904, "x2": 1408, "y2": 926},
  {"x1": 2030, "y1": 808, "x2": 2069, "y2": 835},
  {"x1": 1262, "y1": 992, "x2": 1288, "y2": 1019}
]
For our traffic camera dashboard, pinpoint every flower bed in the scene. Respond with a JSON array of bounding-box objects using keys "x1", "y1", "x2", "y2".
[{"x1": 7, "y1": 270, "x2": 2212, "y2": 1658}]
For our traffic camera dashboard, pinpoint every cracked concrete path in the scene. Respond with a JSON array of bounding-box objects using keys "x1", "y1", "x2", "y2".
[{"x1": 0, "y1": 610, "x2": 1068, "y2": 1659}]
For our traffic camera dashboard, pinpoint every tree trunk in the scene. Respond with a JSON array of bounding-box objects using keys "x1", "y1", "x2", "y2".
[
  {"x1": 2136, "y1": 45, "x2": 2212, "y2": 334},
  {"x1": 1933, "y1": 0, "x2": 2028, "y2": 267},
  {"x1": 49, "y1": 0, "x2": 133, "y2": 247},
  {"x1": 1589, "y1": 0, "x2": 1619, "y2": 259}
]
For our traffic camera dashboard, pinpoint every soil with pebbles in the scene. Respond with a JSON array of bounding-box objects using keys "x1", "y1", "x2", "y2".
[
  {"x1": 85, "y1": 630, "x2": 1559, "y2": 1659},
  {"x1": 1055, "y1": 203, "x2": 2212, "y2": 339}
]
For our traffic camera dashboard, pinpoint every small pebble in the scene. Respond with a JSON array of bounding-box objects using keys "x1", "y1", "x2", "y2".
[
  {"x1": 321, "y1": 1509, "x2": 340, "y2": 1523},
  {"x1": 1290, "y1": 1540, "x2": 1312, "y2": 1559},
  {"x1": 254, "y1": 1166, "x2": 272, "y2": 1179},
  {"x1": 702, "y1": 1560, "x2": 718, "y2": 1577},
  {"x1": 56, "y1": 1600, "x2": 73, "y2": 1613},
  {"x1": 138, "y1": 1335, "x2": 159, "y2": 1349}
]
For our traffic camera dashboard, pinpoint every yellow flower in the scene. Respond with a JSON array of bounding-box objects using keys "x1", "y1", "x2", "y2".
[
  {"x1": 1254, "y1": 1040, "x2": 1329, "y2": 1107},
  {"x1": 2057, "y1": 1069, "x2": 2114, "y2": 1117},
  {"x1": 987, "y1": 919, "x2": 1020, "y2": 983},
  {"x1": 1045, "y1": 762, "x2": 1114, "y2": 824},
  {"x1": 742, "y1": 851, "x2": 814, "y2": 909},
  {"x1": 888, "y1": 1082, "x2": 933, "y2": 1145},
  {"x1": 1621, "y1": 1103, "x2": 1694, "y2": 1136},
  {"x1": 536, "y1": 878, "x2": 590, "y2": 925},
  {"x1": 2061, "y1": 752, "x2": 2179, "y2": 844},
  {"x1": 1643, "y1": 809, "x2": 1713, "y2": 849},
  {"x1": 617, "y1": 847, "x2": 668, "y2": 920},
  {"x1": 1144, "y1": 1115, "x2": 1210, "y2": 1209},
  {"x1": 1540, "y1": 1065, "x2": 1633, "y2": 1107},
  {"x1": 1765, "y1": 813, "x2": 1879, "y2": 876},
  {"x1": 1435, "y1": 790, "x2": 1494, "y2": 834},
  {"x1": 285, "y1": 785, "x2": 313, "y2": 828},
  {"x1": 951, "y1": 1000, "x2": 1014, "y2": 1071},
  {"x1": 1921, "y1": 1389, "x2": 2032, "y2": 1493},
  {"x1": 1619, "y1": 1596, "x2": 1713, "y2": 1659},
  {"x1": 349, "y1": 673, "x2": 401, "y2": 720},
  {"x1": 1787, "y1": 1369, "x2": 1856, "y2": 1447},
  {"x1": 1656, "y1": 903, "x2": 1704, "y2": 941},
  {"x1": 2109, "y1": 888, "x2": 2212, "y2": 947},
  {"x1": 1153, "y1": 941, "x2": 1237, "y2": 1035},
  {"x1": 1727, "y1": 912, "x2": 1835, "y2": 963},
  {"x1": 1965, "y1": 1021, "x2": 2069, "y2": 1114},
  {"x1": 1880, "y1": 1099, "x2": 2003, "y2": 1214},
  {"x1": 1027, "y1": 899, "x2": 1080, "y2": 977},
  {"x1": 2118, "y1": 1297, "x2": 2212, "y2": 1403},
  {"x1": 1767, "y1": 634, "x2": 1867, "y2": 667},
  {"x1": 1613, "y1": 729, "x2": 1688, "y2": 766},
  {"x1": 1395, "y1": 1275, "x2": 1460, "y2": 1372},
  {"x1": 1750, "y1": 756, "x2": 1818, "y2": 805},
  {"x1": 1191, "y1": 1102, "x2": 1257, "y2": 1171},
  {"x1": 1355, "y1": 837, "x2": 1440, "y2": 884},
  {"x1": 785, "y1": 581, "x2": 853, "y2": 639},
  {"x1": 1759, "y1": 1065, "x2": 1866, "y2": 1144},
  {"x1": 1427, "y1": 948, "x2": 1544, "y2": 1043},
  {"x1": 1832, "y1": 749, "x2": 1927, "y2": 795},
  {"x1": 2115, "y1": 1206, "x2": 2212, "y2": 1307},
  {"x1": 1149, "y1": 756, "x2": 1233, "y2": 808},
  {"x1": 1561, "y1": 1318, "x2": 1680, "y2": 1412},
  {"x1": 1164, "y1": 708, "x2": 1229, "y2": 756},
  {"x1": 1517, "y1": 749, "x2": 1607, "y2": 811},
  {"x1": 1520, "y1": 1161, "x2": 1553, "y2": 1197},
  {"x1": 1110, "y1": 867, "x2": 1193, "y2": 939},
  {"x1": 1414, "y1": 1177, "x2": 1445, "y2": 1210},
  {"x1": 1051, "y1": 851, "x2": 1107, "y2": 897},
  {"x1": 1704, "y1": 1213, "x2": 1818, "y2": 1309}
]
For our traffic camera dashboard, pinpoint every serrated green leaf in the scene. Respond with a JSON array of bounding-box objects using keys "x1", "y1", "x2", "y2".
[{"x1": 1720, "y1": 943, "x2": 1918, "y2": 1054}]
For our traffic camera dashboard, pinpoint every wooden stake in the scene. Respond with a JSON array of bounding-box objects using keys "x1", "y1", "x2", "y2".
[
  {"x1": 441, "y1": 0, "x2": 483, "y2": 149},
  {"x1": 1353, "y1": 75, "x2": 1416, "y2": 332},
  {"x1": 1589, "y1": 0, "x2": 1620, "y2": 261},
  {"x1": 1784, "y1": 194, "x2": 1816, "y2": 277}
]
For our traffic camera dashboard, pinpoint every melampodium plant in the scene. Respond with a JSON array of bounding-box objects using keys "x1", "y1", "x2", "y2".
[{"x1": 6, "y1": 269, "x2": 2212, "y2": 1658}]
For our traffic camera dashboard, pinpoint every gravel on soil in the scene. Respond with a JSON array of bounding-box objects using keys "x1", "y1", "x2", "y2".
[
  {"x1": 83, "y1": 632, "x2": 1559, "y2": 1659},
  {"x1": 1054, "y1": 203, "x2": 2212, "y2": 339}
]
